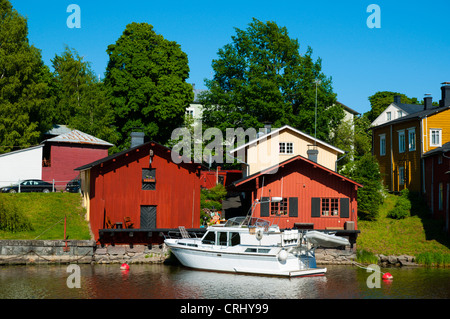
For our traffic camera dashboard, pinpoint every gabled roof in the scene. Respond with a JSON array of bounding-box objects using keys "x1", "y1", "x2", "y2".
[
  {"x1": 228, "y1": 125, "x2": 344, "y2": 154},
  {"x1": 372, "y1": 105, "x2": 450, "y2": 130},
  {"x1": 229, "y1": 154, "x2": 362, "y2": 189},
  {"x1": 423, "y1": 141, "x2": 450, "y2": 158},
  {"x1": 394, "y1": 102, "x2": 424, "y2": 115},
  {"x1": 75, "y1": 141, "x2": 207, "y2": 172},
  {"x1": 42, "y1": 130, "x2": 113, "y2": 147}
]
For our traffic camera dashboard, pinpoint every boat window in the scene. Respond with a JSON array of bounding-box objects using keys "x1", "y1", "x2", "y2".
[
  {"x1": 202, "y1": 231, "x2": 215, "y2": 245},
  {"x1": 218, "y1": 232, "x2": 228, "y2": 246},
  {"x1": 244, "y1": 248, "x2": 270, "y2": 253},
  {"x1": 245, "y1": 248, "x2": 258, "y2": 253},
  {"x1": 229, "y1": 232, "x2": 240, "y2": 246}
]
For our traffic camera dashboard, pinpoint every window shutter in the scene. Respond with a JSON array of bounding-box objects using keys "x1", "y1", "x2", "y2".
[
  {"x1": 311, "y1": 198, "x2": 321, "y2": 217},
  {"x1": 340, "y1": 198, "x2": 350, "y2": 218},
  {"x1": 289, "y1": 197, "x2": 298, "y2": 217},
  {"x1": 261, "y1": 197, "x2": 270, "y2": 217}
]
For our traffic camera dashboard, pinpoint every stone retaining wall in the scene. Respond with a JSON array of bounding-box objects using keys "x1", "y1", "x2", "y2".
[{"x1": 93, "y1": 244, "x2": 168, "y2": 264}]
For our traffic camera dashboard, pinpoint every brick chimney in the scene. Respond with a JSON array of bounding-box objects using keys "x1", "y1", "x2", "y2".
[{"x1": 439, "y1": 82, "x2": 450, "y2": 107}]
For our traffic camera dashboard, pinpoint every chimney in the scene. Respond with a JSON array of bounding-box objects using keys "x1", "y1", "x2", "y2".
[
  {"x1": 394, "y1": 95, "x2": 401, "y2": 104},
  {"x1": 307, "y1": 145, "x2": 319, "y2": 163},
  {"x1": 439, "y1": 82, "x2": 450, "y2": 107},
  {"x1": 424, "y1": 94, "x2": 432, "y2": 110},
  {"x1": 264, "y1": 123, "x2": 272, "y2": 134},
  {"x1": 131, "y1": 131, "x2": 145, "y2": 148}
]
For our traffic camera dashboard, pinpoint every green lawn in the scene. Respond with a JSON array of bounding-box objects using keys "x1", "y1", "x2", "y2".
[
  {"x1": 357, "y1": 192, "x2": 450, "y2": 257},
  {"x1": 0, "y1": 193, "x2": 91, "y2": 240}
]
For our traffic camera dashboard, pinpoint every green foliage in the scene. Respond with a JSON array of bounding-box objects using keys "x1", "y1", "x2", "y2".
[
  {"x1": 200, "y1": 184, "x2": 227, "y2": 223},
  {"x1": 0, "y1": 199, "x2": 33, "y2": 232},
  {"x1": 105, "y1": 22, "x2": 193, "y2": 151},
  {"x1": 200, "y1": 18, "x2": 343, "y2": 146},
  {"x1": 387, "y1": 188, "x2": 411, "y2": 220},
  {"x1": 416, "y1": 252, "x2": 450, "y2": 267},
  {"x1": 0, "y1": 0, "x2": 54, "y2": 154},
  {"x1": 341, "y1": 153, "x2": 384, "y2": 221},
  {"x1": 51, "y1": 46, "x2": 118, "y2": 145}
]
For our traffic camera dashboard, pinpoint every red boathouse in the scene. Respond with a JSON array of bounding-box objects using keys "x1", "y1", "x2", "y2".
[
  {"x1": 228, "y1": 155, "x2": 362, "y2": 232},
  {"x1": 76, "y1": 141, "x2": 204, "y2": 245}
]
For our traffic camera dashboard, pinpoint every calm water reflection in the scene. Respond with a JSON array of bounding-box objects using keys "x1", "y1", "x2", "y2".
[{"x1": 0, "y1": 264, "x2": 448, "y2": 299}]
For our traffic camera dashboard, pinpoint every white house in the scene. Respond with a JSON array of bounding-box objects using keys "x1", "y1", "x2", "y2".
[
  {"x1": 371, "y1": 95, "x2": 424, "y2": 127},
  {"x1": 0, "y1": 145, "x2": 43, "y2": 188}
]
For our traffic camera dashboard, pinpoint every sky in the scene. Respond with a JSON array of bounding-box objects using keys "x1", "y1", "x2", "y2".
[{"x1": 9, "y1": 0, "x2": 450, "y2": 115}]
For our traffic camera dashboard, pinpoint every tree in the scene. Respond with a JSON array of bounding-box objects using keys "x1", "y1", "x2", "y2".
[
  {"x1": 105, "y1": 22, "x2": 193, "y2": 151},
  {"x1": 366, "y1": 91, "x2": 419, "y2": 123},
  {"x1": 200, "y1": 18, "x2": 343, "y2": 142},
  {"x1": 0, "y1": 0, "x2": 54, "y2": 154},
  {"x1": 51, "y1": 46, "x2": 117, "y2": 145}
]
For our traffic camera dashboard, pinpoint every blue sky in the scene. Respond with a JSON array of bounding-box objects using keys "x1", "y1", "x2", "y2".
[{"x1": 10, "y1": 0, "x2": 450, "y2": 114}]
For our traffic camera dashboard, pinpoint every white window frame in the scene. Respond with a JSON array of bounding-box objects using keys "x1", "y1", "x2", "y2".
[
  {"x1": 386, "y1": 112, "x2": 391, "y2": 121},
  {"x1": 279, "y1": 142, "x2": 293, "y2": 154},
  {"x1": 399, "y1": 166, "x2": 405, "y2": 186},
  {"x1": 430, "y1": 129, "x2": 442, "y2": 147},
  {"x1": 398, "y1": 130, "x2": 405, "y2": 153},
  {"x1": 397, "y1": 110, "x2": 403, "y2": 118},
  {"x1": 408, "y1": 128, "x2": 416, "y2": 151},
  {"x1": 379, "y1": 134, "x2": 386, "y2": 156}
]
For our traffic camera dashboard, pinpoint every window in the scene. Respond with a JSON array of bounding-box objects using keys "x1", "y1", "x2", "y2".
[
  {"x1": 398, "y1": 130, "x2": 405, "y2": 153},
  {"x1": 185, "y1": 109, "x2": 194, "y2": 117},
  {"x1": 142, "y1": 168, "x2": 156, "y2": 190},
  {"x1": 438, "y1": 155, "x2": 443, "y2": 164},
  {"x1": 430, "y1": 129, "x2": 442, "y2": 147},
  {"x1": 386, "y1": 112, "x2": 391, "y2": 121},
  {"x1": 439, "y1": 183, "x2": 443, "y2": 211},
  {"x1": 321, "y1": 198, "x2": 339, "y2": 216},
  {"x1": 279, "y1": 142, "x2": 293, "y2": 154},
  {"x1": 408, "y1": 129, "x2": 416, "y2": 151},
  {"x1": 397, "y1": 110, "x2": 403, "y2": 118},
  {"x1": 202, "y1": 231, "x2": 216, "y2": 245},
  {"x1": 380, "y1": 134, "x2": 386, "y2": 156},
  {"x1": 271, "y1": 198, "x2": 288, "y2": 215},
  {"x1": 399, "y1": 167, "x2": 405, "y2": 186}
]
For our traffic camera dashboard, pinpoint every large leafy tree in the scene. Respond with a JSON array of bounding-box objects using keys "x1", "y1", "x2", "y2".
[
  {"x1": 105, "y1": 22, "x2": 193, "y2": 150},
  {"x1": 200, "y1": 18, "x2": 343, "y2": 142},
  {"x1": 0, "y1": 0, "x2": 54, "y2": 154},
  {"x1": 366, "y1": 91, "x2": 420, "y2": 123},
  {"x1": 51, "y1": 46, "x2": 117, "y2": 145}
]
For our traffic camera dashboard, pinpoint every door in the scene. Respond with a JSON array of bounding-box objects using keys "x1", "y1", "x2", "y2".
[{"x1": 140, "y1": 205, "x2": 157, "y2": 229}]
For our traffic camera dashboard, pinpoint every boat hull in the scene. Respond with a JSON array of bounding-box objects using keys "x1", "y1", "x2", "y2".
[{"x1": 165, "y1": 240, "x2": 327, "y2": 278}]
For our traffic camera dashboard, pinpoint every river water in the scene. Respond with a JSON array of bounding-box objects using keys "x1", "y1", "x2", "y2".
[{"x1": 0, "y1": 263, "x2": 448, "y2": 299}]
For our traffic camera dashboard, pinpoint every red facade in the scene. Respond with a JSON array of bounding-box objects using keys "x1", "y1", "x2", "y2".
[
  {"x1": 423, "y1": 147, "x2": 450, "y2": 234},
  {"x1": 200, "y1": 168, "x2": 242, "y2": 189},
  {"x1": 77, "y1": 142, "x2": 203, "y2": 242},
  {"x1": 229, "y1": 155, "x2": 361, "y2": 230},
  {"x1": 42, "y1": 143, "x2": 109, "y2": 190}
]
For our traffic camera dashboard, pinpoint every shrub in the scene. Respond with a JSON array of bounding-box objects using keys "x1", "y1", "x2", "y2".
[
  {"x1": 356, "y1": 249, "x2": 379, "y2": 264},
  {"x1": 387, "y1": 190, "x2": 411, "y2": 219},
  {"x1": 0, "y1": 199, "x2": 34, "y2": 232}
]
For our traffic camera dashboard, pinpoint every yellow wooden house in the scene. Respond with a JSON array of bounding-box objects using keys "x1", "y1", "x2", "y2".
[{"x1": 372, "y1": 83, "x2": 450, "y2": 193}]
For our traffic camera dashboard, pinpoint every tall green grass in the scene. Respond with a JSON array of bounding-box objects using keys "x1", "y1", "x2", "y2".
[{"x1": 416, "y1": 252, "x2": 450, "y2": 267}]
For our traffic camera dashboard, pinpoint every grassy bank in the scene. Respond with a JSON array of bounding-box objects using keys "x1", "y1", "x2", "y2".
[
  {"x1": 0, "y1": 193, "x2": 91, "y2": 240},
  {"x1": 357, "y1": 192, "x2": 450, "y2": 265}
]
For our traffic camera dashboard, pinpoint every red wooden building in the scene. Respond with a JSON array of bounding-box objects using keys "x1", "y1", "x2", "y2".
[
  {"x1": 76, "y1": 141, "x2": 204, "y2": 244},
  {"x1": 423, "y1": 142, "x2": 450, "y2": 234},
  {"x1": 200, "y1": 167, "x2": 242, "y2": 189},
  {"x1": 42, "y1": 130, "x2": 112, "y2": 190},
  {"x1": 228, "y1": 155, "x2": 362, "y2": 231}
]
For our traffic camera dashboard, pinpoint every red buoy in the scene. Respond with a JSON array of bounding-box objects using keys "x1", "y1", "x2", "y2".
[
  {"x1": 382, "y1": 272, "x2": 393, "y2": 280},
  {"x1": 120, "y1": 263, "x2": 130, "y2": 270}
]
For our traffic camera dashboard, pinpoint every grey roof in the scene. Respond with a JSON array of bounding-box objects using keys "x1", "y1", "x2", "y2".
[
  {"x1": 42, "y1": 130, "x2": 113, "y2": 147},
  {"x1": 45, "y1": 124, "x2": 72, "y2": 136},
  {"x1": 423, "y1": 141, "x2": 450, "y2": 157},
  {"x1": 394, "y1": 102, "x2": 424, "y2": 115}
]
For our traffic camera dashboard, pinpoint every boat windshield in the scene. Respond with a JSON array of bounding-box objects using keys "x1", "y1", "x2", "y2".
[{"x1": 224, "y1": 217, "x2": 270, "y2": 228}]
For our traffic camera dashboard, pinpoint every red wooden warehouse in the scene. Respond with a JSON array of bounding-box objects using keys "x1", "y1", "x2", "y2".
[
  {"x1": 76, "y1": 141, "x2": 203, "y2": 245},
  {"x1": 228, "y1": 155, "x2": 362, "y2": 232},
  {"x1": 42, "y1": 129, "x2": 112, "y2": 190}
]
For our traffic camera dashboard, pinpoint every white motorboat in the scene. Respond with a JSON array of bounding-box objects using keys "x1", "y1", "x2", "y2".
[{"x1": 165, "y1": 198, "x2": 349, "y2": 277}]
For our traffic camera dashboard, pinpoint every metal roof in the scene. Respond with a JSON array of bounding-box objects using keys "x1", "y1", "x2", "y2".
[{"x1": 42, "y1": 130, "x2": 113, "y2": 147}]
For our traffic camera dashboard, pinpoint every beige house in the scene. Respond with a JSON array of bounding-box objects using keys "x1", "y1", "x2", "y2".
[{"x1": 228, "y1": 125, "x2": 345, "y2": 177}]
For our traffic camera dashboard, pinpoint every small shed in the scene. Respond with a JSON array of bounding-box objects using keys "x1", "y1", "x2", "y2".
[
  {"x1": 75, "y1": 141, "x2": 204, "y2": 245},
  {"x1": 42, "y1": 129, "x2": 112, "y2": 190},
  {"x1": 228, "y1": 155, "x2": 362, "y2": 233}
]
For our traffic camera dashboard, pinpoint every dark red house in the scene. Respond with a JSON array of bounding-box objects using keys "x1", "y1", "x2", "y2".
[
  {"x1": 423, "y1": 142, "x2": 450, "y2": 234},
  {"x1": 228, "y1": 155, "x2": 362, "y2": 231},
  {"x1": 76, "y1": 141, "x2": 204, "y2": 244},
  {"x1": 200, "y1": 167, "x2": 242, "y2": 189},
  {"x1": 42, "y1": 129, "x2": 112, "y2": 190}
]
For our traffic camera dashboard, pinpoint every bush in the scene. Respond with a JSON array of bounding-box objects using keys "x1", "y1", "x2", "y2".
[
  {"x1": 387, "y1": 189, "x2": 411, "y2": 219},
  {"x1": 0, "y1": 199, "x2": 34, "y2": 232}
]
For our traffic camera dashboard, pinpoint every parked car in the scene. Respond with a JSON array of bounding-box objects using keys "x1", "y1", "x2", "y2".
[
  {"x1": 65, "y1": 178, "x2": 81, "y2": 193},
  {"x1": 0, "y1": 179, "x2": 54, "y2": 193}
]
